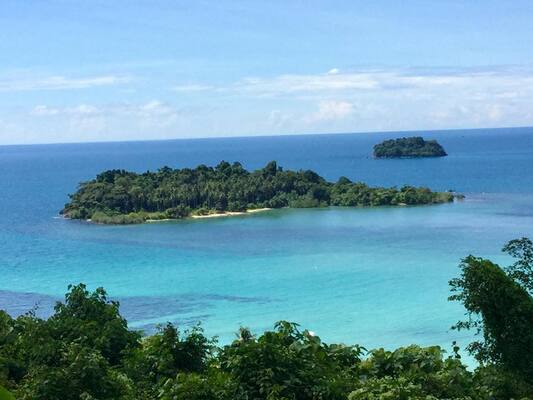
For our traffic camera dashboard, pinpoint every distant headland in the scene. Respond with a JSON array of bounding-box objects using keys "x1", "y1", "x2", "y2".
[
  {"x1": 61, "y1": 161, "x2": 456, "y2": 224},
  {"x1": 373, "y1": 136, "x2": 447, "y2": 158}
]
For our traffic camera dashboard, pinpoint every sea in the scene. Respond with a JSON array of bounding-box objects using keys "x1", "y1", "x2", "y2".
[{"x1": 1, "y1": 127, "x2": 533, "y2": 355}]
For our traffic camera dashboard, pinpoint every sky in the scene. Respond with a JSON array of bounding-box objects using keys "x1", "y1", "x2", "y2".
[{"x1": 1, "y1": 0, "x2": 533, "y2": 145}]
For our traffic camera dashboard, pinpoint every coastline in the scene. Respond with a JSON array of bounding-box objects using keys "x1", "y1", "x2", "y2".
[
  {"x1": 142, "y1": 207, "x2": 273, "y2": 223},
  {"x1": 189, "y1": 207, "x2": 272, "y2": 219},
  {"x1": 69, "y1": 200, "x2": 462, "y2": 225}
]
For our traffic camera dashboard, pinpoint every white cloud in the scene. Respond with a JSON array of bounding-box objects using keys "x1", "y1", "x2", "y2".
[
  {"x1": 25, "y1": 100, "x2": 180, "y2": 139},
  {"x1": 304, "y1": 100, "x2": 354, "y2": 123},
  {"x1": 1, "y1": 99, "x2": 187, "y2": 144},
  {"x1": 139, "y1": 100, "x2": 175, "y2": 116},
  {"x1": 172, "y1": 84, "x2": 213, "y2": 92},
  {"x1": 70, "y1": 104, "x2": 100, "y2": 115},
  {"x1": 197, "y1": 66, "x2": 533, "y2": 132},
  {"x1": 31, "y1": 105, "x2": 60, "y2": 116},
  {"x1": 30, "y1": 101, "x2": 177, "y2": 119},
  {"x1": 268, "y1": 109, "x2": 294, "y2": 129},
  {"x1": 229, "y1": 72, "x2": 380, "y2": 96},
  {"x1": 31, "y1": 104, "x2": 101, "y2": 116},
  {"x1": 174, "y1": 66, "x2": 533, "y2": 101},
  {"x1": 0, "y1": 75, "x2": 130, "y2": 92},
  {"x1": 134, "y1": 100, "x2": 179, "y2": 128},
  {"x1": 4, "y1": 66, "x2": 533, "y2": 144}
]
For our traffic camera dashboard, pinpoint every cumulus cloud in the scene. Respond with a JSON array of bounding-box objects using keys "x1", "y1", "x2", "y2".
[
  {"x1": 4, "y1": 66, "x2": 533, "y2": 144},
  {"x1": 304, "y1": 100, "x2": 354, "y2": 123},
  {"x1": 268, "y1": 109, "x2": 294, "y2": 129},
  {"x1": 202, "y1": 66, "x2": 533, "y2": 132}
]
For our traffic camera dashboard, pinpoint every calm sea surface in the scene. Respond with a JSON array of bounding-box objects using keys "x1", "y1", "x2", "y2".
[{"x1": 1, "y1": 127, "x2": 533, "y2": 352}]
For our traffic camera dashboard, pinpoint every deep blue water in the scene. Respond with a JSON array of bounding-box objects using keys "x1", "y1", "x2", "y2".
[{"x1": 1, "y1": 127, "x2": 533, "y2": 353}]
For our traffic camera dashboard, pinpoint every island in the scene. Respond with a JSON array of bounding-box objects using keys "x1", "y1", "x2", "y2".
[
  {"x1": 373, "y1": 136, "x2": 447, "y2": 158},
  {"x1": 61, "y1": 161, "x2": 456, "y2": 224}
]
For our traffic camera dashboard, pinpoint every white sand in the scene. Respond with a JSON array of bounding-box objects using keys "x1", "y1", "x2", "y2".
[{"x1": 190, "y1": 208, "x2": 271, "y2": 219}]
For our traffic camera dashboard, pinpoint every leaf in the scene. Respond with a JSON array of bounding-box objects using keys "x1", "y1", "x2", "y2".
[{"x1": 0, "y1": 386, "x2": 15, "y2": 400}]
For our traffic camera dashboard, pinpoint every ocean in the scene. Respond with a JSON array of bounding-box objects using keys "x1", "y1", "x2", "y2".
[{"x1": 1, "y1": 127, "x2": 533, "y2": 353}]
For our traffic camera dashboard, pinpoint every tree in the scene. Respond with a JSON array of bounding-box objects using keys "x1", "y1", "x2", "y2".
[
  {"x1": 61, "y1": 161, "x2": 454, "y2": 224},
  {"x1": 373, "y1": 137, "x2": 447, "y2": 158},
  {"x1": 7, "y1": 237, "x2": 533, "y2": 400},
  {"x1": 159, "y1": 371, "x2": 234, "y2": 400},
  {"x1": 350, "y1": 345, "x2": 479, "y2": 400},
  {"x1": 49, "y1": 284, "x2": 139, "y2": 366},
  {"x1": 502, "y1": 237, "x2": 533, "y2": 294},
  {"x1": 18, "y1": 344, "x2": 129, "y2": 400},
  {"x1": 449, "y1": 255, "x2": 533, "y2": 383},
  {"x1": 219, "y1": 321, "x2": 363, "y2": 400}
]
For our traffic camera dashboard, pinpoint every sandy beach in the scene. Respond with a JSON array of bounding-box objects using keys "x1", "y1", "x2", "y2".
[{"x1": 190, "y1": 208, "x2": 271, "y2": 219}]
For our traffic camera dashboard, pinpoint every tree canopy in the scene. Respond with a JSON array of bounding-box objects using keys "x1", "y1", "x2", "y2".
[
  {"x1": 449, "y1": 238, "x2": 533, "y2": 396},
  {"x1": 0, "y1": 288, "x2": 506, "y2": 400},
  {"x1": 373, "y1": 137, "x2": 447, "y2": 158},
  {"x1": 61, "y1": 161, "x2": 454, "y2": 224},
  {"x1": 2, "y1": 239, "x2": 533, "y2": 399}
]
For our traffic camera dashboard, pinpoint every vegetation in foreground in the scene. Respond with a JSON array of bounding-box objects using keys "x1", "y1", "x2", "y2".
[
  {"x1": 373, "y1": 136, "x2": 447, "y2": 158},
  {"x1": 61, "y1": 161, "x2": 455, "y2": 224},
  {"x1": 1, "y1": 238, "x2": 533, "y2": 399}
]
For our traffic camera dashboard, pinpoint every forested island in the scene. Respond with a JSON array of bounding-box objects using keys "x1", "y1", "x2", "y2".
[
  {"x1": 1, "y1": 238, "x2": 533, "y2": 399},
  {"x1": 61, "y1": 161, "x2": 455, "y2": 224},
  {"x1": 373, "y1": 136, "x2": 447, "y2": 158}
]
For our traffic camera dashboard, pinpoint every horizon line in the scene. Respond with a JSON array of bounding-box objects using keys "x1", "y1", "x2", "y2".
[{"x1": 1, "y1": 124, "x2": 532, "y2": 148}]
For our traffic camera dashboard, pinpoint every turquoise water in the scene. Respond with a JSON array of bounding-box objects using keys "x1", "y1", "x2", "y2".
[{"x1": 1, "y1": 127, "x2": 533, "y2": 352}]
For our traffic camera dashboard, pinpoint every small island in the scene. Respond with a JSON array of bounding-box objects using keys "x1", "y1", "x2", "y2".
[
  {"x1": 373, "y1": 136, "x2": 447, "y2": 158},
  {"x1": 61, "y1": 161, "x2": 456, "y2": 224}
]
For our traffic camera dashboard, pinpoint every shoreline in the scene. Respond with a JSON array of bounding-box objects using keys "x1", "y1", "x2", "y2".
[
  {"x1": 143, "y1": 207, "x2": 273, "y2": 223},
  {"x1": 189, "y1": 207, "x2": 272, "y2": 219},
  {"x1": 66, "y1": 200, "x2": 462, "y2": 225},
  {"x1": 68, "y1": 208, "x2": 273, "y2": 224}
]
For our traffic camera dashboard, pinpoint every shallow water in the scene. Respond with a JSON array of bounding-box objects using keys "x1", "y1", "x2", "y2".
[{"x1": 1, "y1": 127, "x2": 532, "y2": 352}]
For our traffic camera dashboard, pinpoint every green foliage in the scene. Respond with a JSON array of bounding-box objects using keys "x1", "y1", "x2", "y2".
[
  {"x1": 219, "y1": 321, "x2": 363, "y2": 400},
  {"x1": 351, "y1": 346, "x2": 480, "y2": 399},
  {"x1": 90, "y1": 210, "x2": 170, "y2": 224},
  {"x1": 122, "y1": 323, "x2": 215, "y2": 399},
  {"x1": 449, "y1": 253, "x2": 533, "y2": 395},
  {"x1": 17, "y1": 343, "x2": 128, "y2": 400},
  {"x1": 0, "y1": 284, "x2": 139, "y2": 399},
  {"x1": 159, "y1": 371, "x2": 234, "y2": 400},
  {"x1": 0, "y1": 386, "x2": 14, "y2": 400},
  {"x1": 502, "y1": 237, "x2": 533, "y2": 293},
  {"x1": 5, "y1": 289, "x2": 500, "y2": 400},
  {"x1": 49, "y1": 284, "x2": 139, "y2": 366},
  {"x1": 473, "y1": 365, "x2": 533, "y2": 400},
  {"x1": 3, "y1": 238, "x2": 533, "y2": 399},
  {"x1": 373, "y1": 136, "x2": 447, "y2": 158},
  {"x1": 62, "y1": 161, "x2": 454, "y2": 224}
]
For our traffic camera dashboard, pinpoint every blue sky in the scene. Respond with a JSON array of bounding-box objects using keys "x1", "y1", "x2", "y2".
[{"x1": 1, "y1": 0, "x2": 533, "y2": 144}]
